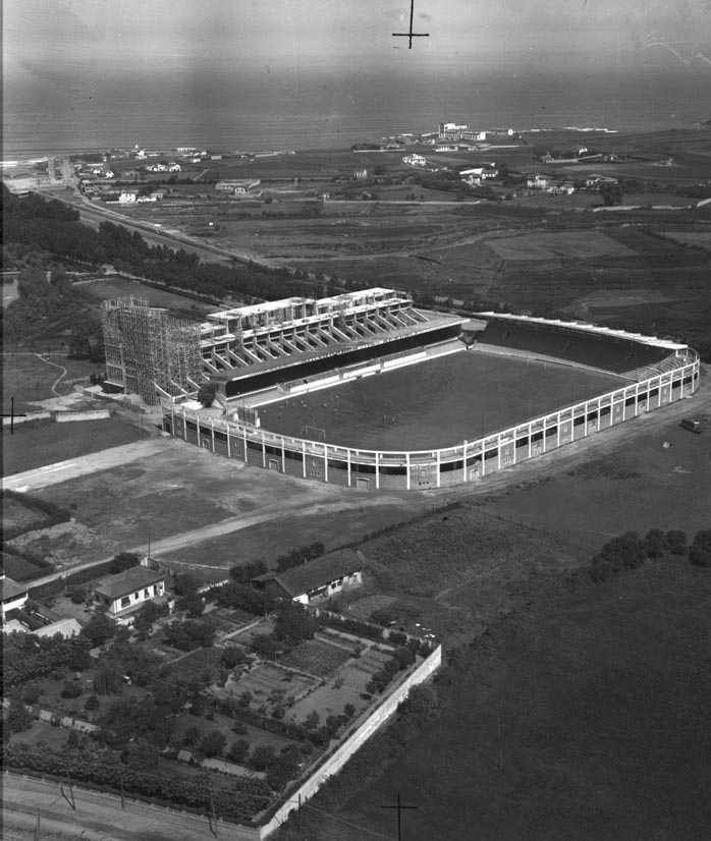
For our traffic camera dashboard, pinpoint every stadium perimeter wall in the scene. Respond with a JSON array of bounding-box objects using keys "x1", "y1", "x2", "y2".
[{"x1": 162, "y1": 318, "x2": 701, "y2": 492}]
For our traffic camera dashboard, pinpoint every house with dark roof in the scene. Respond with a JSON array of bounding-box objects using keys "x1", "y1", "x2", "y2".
[
  {"x1": 95, "y1": 566, "x2": 166, "y2": 617},
  {"x1": 1, "y1": 573, "x2": 28, "y2": 619},
  {"x1": 254, "y1": 549, "x2": 363, "y2": 606}
]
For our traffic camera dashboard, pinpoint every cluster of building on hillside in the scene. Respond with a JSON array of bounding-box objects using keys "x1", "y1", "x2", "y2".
[
  {"x1": 145, "y1": 161, "x2": 182, "y2": 173},
  {"x1": 460, "y1": 164, "x2": 499, "y2": 186},
  {"x1": 214, "y1": 178, "x2": 262, "y2": 197}
]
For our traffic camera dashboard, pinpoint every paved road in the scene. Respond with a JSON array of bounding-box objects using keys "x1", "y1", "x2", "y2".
[
  {"x1": 2, "y1": 439, "x2": 171, "y2": 493},
  {"x1": 2, "y1": 772, "x2": 256, "y2": 841}
]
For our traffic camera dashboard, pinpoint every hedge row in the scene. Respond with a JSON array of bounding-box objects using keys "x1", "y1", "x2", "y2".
[{"x1": 2, "y1": 743, "x2": 271, "y2": 823}]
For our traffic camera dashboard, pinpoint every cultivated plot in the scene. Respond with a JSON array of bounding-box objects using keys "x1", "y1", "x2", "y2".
[{"x1": 487, "y1": 230, "x2": 635, "y2": 261}]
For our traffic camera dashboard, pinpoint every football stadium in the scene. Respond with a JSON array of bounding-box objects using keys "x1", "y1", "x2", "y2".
[{"x1": 104, "y1": 288, "x2": 700, "y2": 491}]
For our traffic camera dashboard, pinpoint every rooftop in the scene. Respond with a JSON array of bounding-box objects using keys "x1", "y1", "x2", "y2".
[
  {"x1": 1, "y1": 576, "x2": 28, "y2": 602},
  {"x1": 95, "y1": 566, "x2": 165, "y2": 600},
  {"x1": 261, "y1": 548, "x2": 362, "y2": 598}
]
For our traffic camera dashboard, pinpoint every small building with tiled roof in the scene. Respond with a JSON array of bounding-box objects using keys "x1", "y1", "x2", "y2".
[
  {"x1": 95, "y1": 566, "x2": 165, "y2": 617},
  {"x1": 1, "y1": 574, "x2": 28, "y2": 619},
  {"x1": 254, "y1": 549, "x2": 363, "y2": 606}
]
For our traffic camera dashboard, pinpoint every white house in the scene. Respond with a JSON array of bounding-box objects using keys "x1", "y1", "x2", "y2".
[
  {"x1": 254, "y1": 549, "x2": 363, "y2": 606},
  {"x1": 118, "y1": 191, "x2": 137, "y2": 204},
  {"x1": 95, "y1": 567, "x2": 166, "y2": 617},
  {"x1": 1, "y1": 575, "x2": 28, "y2": 619}
]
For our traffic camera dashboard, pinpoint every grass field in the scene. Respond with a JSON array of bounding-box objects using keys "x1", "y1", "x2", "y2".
[
  {"x1": 3, "y1": 417, "x2": 146, "y2": 475},
  {"x1": 257, "y1": 351, "x2": 622, "y2": 450},
  {"x1": 79, "y1": 276, "x2": 214, "y2": 317},
  {"x1": 487, "y1": 230, "x2": 635, "y2": 261},
  {"x1": 481, "y1": 410, "x2": 711, "y2": 542},
  {"x1": 306, "y1": 558, "x2": 711, "y2": 841},
  {"x1": 2, "y1": 353, "x2": 104, "y2": 415},
  {"x1": 160, "y1": 503, "x2": 425, "y2": 571}
]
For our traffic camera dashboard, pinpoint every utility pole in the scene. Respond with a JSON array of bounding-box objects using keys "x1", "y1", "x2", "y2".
[{"x1": 381, "y1": 792, "x2": 418, "y2": 841}]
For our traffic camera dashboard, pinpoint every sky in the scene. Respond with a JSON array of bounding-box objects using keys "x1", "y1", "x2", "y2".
[{"x1": 4, "y1": 0, "x2": 711, "y2": 84}]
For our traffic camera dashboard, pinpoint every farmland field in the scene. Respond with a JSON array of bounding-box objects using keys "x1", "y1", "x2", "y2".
[
  {"x1": 660, "y1": 230, "x2": 711, "y2": 249},
  {"x1": 257, "y1": 351, "x2": 622, "y2": 450},
  {"x1": 486, "y1": 230, "x2": 635, "y2": 261}
]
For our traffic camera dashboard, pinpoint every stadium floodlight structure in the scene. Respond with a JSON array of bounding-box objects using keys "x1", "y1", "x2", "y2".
[{"x1": 102, "y1": 297, "x2": 203, "y2": 405}]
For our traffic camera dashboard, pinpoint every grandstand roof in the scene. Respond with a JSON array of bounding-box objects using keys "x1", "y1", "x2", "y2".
[
  {"x1": 477, "y1": 313, "x2": 688, "y2": 351},
  {"x1": 207, "y1": 298, "x2": 311, "y2": 322},
  {"x1": 211, "y1": 312, "x2": 466, "y2": 384}
]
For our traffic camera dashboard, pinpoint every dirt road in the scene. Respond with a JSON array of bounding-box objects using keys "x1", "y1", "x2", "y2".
[
  {"x1": 1, "y1": 772, "x2": 256, "y2": 841},
  {"x1": 2, "y1": 439, "x2": 172, "y2": 493}
]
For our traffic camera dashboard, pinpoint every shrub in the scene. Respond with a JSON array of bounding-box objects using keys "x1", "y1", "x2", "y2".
[
  {"x1": 21, "y1": 683, "x2": 43, "y2": 705},
  {"x1": 251, "y1": 634, "x2": 281, "y2": 658},
  {"x1": 6, "y1": 700, "x2": 33, "y2": 733},
  {"x1": 84, "y1": 694, "x2": 100, "y2": 711},
  {"x1": 227, "y1": 739, "x2": 249, "y2": 764},
  {"x1": 61, "y1": 681, "x2": 82, "y2": 699},
  {"x1": 198, "y1": 729, "x2": 226, "y2": 758},
  {"x1": 222, "y1": 647, "x2": 247, "y2": 669},
  {"x1": 68, "y1": 587, "x2": 87, "y2": 604}
]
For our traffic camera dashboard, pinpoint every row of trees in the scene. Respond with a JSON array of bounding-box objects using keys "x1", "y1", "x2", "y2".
[
  {"x1": 589, "y1": 528, "x2": 711, "y2": 583},
  {"x1": 2, "y1": 185, "x2": 327, "y2": 304}
]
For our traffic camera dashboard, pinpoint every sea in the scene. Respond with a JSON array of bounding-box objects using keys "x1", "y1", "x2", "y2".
[{"x1": 3, "y1": 66, "x2": 710, "y2": 158}]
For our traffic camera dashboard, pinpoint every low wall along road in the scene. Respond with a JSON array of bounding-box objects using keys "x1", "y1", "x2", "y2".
[{"x1": 163, "y1": 315, "x2": 701, "y2": 492}]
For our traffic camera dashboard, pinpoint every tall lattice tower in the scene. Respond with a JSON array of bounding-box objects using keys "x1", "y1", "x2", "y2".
[{"x1": 102, "y1": 297, "x2": 202, "y2": 404}]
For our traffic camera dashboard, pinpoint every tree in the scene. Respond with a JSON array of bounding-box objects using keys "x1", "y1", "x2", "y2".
[
  {"x1": 689, "y1": 530, "x2": 711, "y2": 567},
  {"x1": 6, "y1": 700, "x2": 33, "y2": 734},
  {"x1": 249, "y1": 744, "x2": 276, "y2": 772},
  {"x1": 643, "y1": 529, "x2": 666, "y2": 559},
  {"x1": 176, "y1": 590, "x2": 204, "y2": 618},
  {"x1": 665, "y1": 530, "x2": 687, "y2": 555},
  {"x1": 94, "y1": 663, "x2": 122, "y2": 695},
  {"x1": 274, "y1": 602, "x2": 319, "y2": 645},
  {"x1": 197, "y1": 381, "x2": 217, "y2": 408},
  {"x1": 82, "y1": 613, "x2": 116, "y2": 647},
  {"x1": 198, "y1": 729, "x2": 226, "y2": 758}
]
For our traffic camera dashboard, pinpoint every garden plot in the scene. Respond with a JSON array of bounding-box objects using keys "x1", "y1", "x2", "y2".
[
  {"x1": 232, "y1": 663, "x2": 320, "y2": 712},
  {"x1": 279, "y1": 638, "x2": 352, "y2": 678},
  {"x1": 286, "y1": 646, "x2": 394, "y2": 725}
]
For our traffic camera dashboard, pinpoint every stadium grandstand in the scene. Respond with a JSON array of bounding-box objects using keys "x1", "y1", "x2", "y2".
[{"x1": 200, "y1": 288, "x2": 467, "y2": 399}]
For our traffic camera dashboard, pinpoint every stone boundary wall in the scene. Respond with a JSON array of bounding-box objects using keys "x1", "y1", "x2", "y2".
[
  {"x1": 54, "y1": 409, "x2": 111, "y2": 422},
  {"x1": 258, "y1": 644, "x2": 442, "y2": 838}
]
